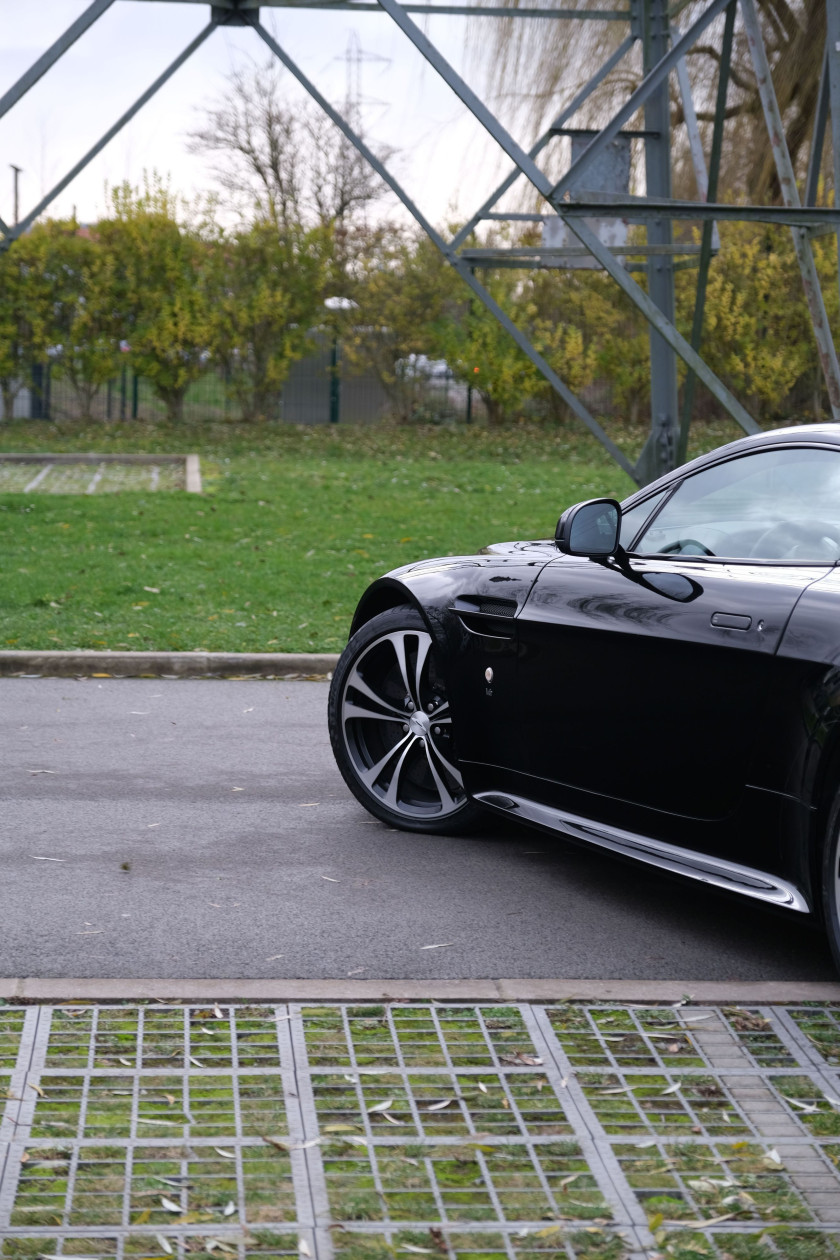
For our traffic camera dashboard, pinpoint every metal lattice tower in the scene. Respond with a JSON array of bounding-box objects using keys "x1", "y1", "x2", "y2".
[{"x1": 1, "y1": 0, "x2": 838, "y2": 484}]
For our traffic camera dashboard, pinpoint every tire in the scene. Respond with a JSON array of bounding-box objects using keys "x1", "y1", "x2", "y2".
[
  {"x1": 822, "y1": 793, "x2": 840, "y2": 975},
  {"x1": 328, "y1": 606, "x2": 482, "y2": 834}
]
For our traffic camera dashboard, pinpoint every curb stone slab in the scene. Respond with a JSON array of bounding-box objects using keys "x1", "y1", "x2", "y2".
[{"x1": 0, "y1": 649, "x2": 340, "y2": 678}]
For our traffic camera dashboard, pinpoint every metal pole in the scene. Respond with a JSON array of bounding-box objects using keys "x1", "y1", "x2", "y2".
[
  {"x1": 826, "y1": 0, "x2": 840, "y2": 314},
  {"x1": 805, "y1": 48, "x2": 829, "y2": 208},
  {"x1": 677, "y1": 0, "x2": 736, "y2": 466},
  {"x1": 741, "y1": 0, "x2": 840, "y2": 418},
  {"x1": 10, "y1": 165, "x2": 21, "y2": 225},
  {"x1": 637, "y1": 0, "x2": 680, "y2": 486},
  {"x1": 329, "y1": 336, "x2": 340, "y2": 423}
]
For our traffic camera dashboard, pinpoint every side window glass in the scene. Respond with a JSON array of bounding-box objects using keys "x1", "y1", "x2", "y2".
[
  {"x1": 619, "y1": 490, "x2": 667, "y2": 550},
  {"x1": 635, "y1": 447, "x2": 840, "y2": 561}
]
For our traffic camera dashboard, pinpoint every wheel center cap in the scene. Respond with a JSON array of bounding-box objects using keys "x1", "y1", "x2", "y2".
[{"x1": 408, "y1": 711, "x2": 431, "y2": 739}]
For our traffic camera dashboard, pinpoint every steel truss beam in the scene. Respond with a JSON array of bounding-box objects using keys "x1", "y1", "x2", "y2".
[{"x1": 1, "y1": 0, "x2": 837, "y2": 484}]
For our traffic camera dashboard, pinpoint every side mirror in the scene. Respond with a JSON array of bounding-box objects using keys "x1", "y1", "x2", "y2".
[{"x1": 555, "y1": 498, "x2": 621, "y2": 557}]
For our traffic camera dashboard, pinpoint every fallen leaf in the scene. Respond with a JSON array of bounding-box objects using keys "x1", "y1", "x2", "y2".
[
  {"x1": 28, "y1": 1083, "x2": 45, "y2": 1098},
  {"x1": 382, "y1": 1111, "x2": 405, "y2": 1125},
  {"x1": 763, "y1": 1148, "x2": 782, "y2": 1166},
  {"x1": 321, "y1": 876, "x2": 339, "y2": 882},
  {"x1": 782, "y1": 1095, "x2": 818, "y2": 1113},
  {"x1": 477, "y1": 1082, "x2": 488, "y2": 1094},
  {"x1": 421, "y1": 942, "x2": 454, "y2": 950},
  {"x1": 160, "y1": 1197, "x2": 182, "y2": 1213},
  {"x1": 659, "y1": 1082, "x2": 682, "y2": 1095},
  {"x1": 164, "y1": 1094, "x2": 175, "y2": 1106},
  {"x1": 144, "y1": 586, "x2": 160, "y2": 594},
  {"x1": 299, "y1": 1241, "x2": 312, "y2": 1257},
  {"x1": 141, "y1": 1119, "x2": 180, "y2": 1127},
  {"x1": 214, "y1": 1148, "x2": 236, "y2": 1160},
  {"x1": 323, "y1": 1124, "x2": 358, "y2": 1133},
  {"x1": 155, "y1": 1234, "x2": 173, "y2": 1255},
  {"x1": 213, "y1": 1005, "x2": 224, "y2": 1019},
  {"x1": 231, "y1": 787, "x2": 244, "y2": 792},
  {"x1": 341, "y1": 1135, "x2": 368, "y2": 1147},
  {"x1": 426, "y1": 1098, "x2": 453, "y2": 1111},
  {"x1": 30, "y1": 855, "x2": 63, "y2": 861},
  {"x1": 223, "y1": 1201, "x2": 236, "y2": 1217},
  {"x1": 368, "y1": 1098, "x2": 395, "y2": 1113},
  {"x1": 119, "y1": 1058, "x2": 133, "y2": 1067},
  {"x1": 399, "y1": 1247, "x2": 434, "y2": 1255},
  {"x1": 189, "y1": 1056, "x2": 203, "y2": 1068}
]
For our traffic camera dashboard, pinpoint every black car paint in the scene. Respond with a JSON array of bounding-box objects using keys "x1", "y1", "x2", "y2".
[{"x1": 345, "y1": 426, "x2": 840, "y2": 916}]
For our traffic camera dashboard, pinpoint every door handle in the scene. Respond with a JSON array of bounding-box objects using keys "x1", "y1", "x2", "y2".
[{"x1": 711, "y1": 611, "x2": 752, "y2": 631}]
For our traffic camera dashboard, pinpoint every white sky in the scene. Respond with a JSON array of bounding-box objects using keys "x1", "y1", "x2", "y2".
[{"x1": 0, "y1": 0, "x2": 528, "y2": 232}]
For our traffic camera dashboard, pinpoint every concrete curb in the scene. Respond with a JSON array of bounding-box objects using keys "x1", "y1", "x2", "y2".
[
  {"x1": 0, "y1": 650, "x2": 339, "y2": 678},
  {"x1": 1, "y1": 978, "x2": 838, "y2": 1003}
]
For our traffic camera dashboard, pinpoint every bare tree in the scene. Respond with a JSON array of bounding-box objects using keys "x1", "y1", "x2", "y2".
[{"x1": 188, "y1": 61, "x2": 391, "y2": 230}]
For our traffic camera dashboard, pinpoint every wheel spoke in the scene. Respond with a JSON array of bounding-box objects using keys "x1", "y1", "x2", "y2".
[
  {"x1": 346, "y1": 666, "x2": 406, "y2": 719},
  {"x1": 358, "y1": 731, "x2": 413, "y2": 791},
  {"x1": 382, "y1": 738, "x2": 419, "y2": 810},
  {"x1": 420, "y1": 740, "x2": 459, "y2": 812},
  {"x1": 388, "y1": 631, "x2": 415, "y2": 704},
  {"x1": 426, "y1": 738, "x2": 464, "y2": 789},
  {"x1": 343, "y1": 699, "x2": 406, "y2": 725},
  {"x1": 414, "y1": 632, "x2": 431, "y2": 705}
]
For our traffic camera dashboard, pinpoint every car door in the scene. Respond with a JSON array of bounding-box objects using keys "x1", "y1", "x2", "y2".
[{"x1": 513, "y1": 445, "x2": 840, "y2": 821}]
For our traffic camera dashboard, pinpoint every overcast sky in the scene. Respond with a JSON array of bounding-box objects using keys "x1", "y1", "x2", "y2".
[{"x1": 0, "y1": 0, "x2": 518, "y2": 232}]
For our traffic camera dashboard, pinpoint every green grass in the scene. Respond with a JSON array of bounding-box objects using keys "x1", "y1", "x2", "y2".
[{"x1": 0, "y1": 416, "x2": 745, "y2": 653}]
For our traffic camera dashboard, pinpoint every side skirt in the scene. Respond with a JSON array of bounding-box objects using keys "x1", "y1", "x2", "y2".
[{"x1": 473, "y1": 790, "x2": 810, "y2": 912}]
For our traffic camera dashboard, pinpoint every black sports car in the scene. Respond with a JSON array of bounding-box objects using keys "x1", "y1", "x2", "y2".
[{"x1": 328, "y1": 424, "x2": 840, "y2": 970}]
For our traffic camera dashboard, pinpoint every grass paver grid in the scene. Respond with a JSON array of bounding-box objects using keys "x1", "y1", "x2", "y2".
[
  {"x1": 2, "y1": 1004, "x2": 840, "y2": 1260},
  {"x1": 0, "y1": 463, "x2": 184, "y2": 495}
]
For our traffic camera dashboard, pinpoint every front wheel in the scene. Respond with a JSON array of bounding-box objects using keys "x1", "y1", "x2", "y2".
[
  {"x1": 822, "y1": 795, "x2": 840, "y2": 974},
  {"x1": 328, "y1": 606, "x2": 482, "y2": 833}
]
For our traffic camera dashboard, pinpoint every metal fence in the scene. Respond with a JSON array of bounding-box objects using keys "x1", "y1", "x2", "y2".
[{"x1": 0, "y1": 346, "x2": 485, "y2": 427}]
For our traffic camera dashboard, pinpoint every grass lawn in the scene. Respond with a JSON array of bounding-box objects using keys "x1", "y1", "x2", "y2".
[{"x1": 0, "y1": 416, "x2": 745, "y2": 654}]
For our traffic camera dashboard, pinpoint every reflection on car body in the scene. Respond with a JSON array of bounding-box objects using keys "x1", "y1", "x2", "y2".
[{"x1": 328, "y1": 425, "x2": 840, "y2": 972}]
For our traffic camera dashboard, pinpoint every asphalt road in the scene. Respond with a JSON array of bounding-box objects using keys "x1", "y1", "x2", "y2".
[{"x1": 1, "y1": 677, "x2": 835, "y2": 980}]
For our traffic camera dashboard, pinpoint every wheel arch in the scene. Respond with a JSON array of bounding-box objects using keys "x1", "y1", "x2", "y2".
[{"x1": 349, "y1": 578, "x2": 440, "y2": 646}]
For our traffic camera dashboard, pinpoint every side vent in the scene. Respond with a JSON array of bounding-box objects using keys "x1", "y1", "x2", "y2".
[
  {"x1": 476, "y1": 599, "x2": 516, "y2": 618},
  {"x1": 451, "y1": 595, "x2": 518, "y2": 640}
]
